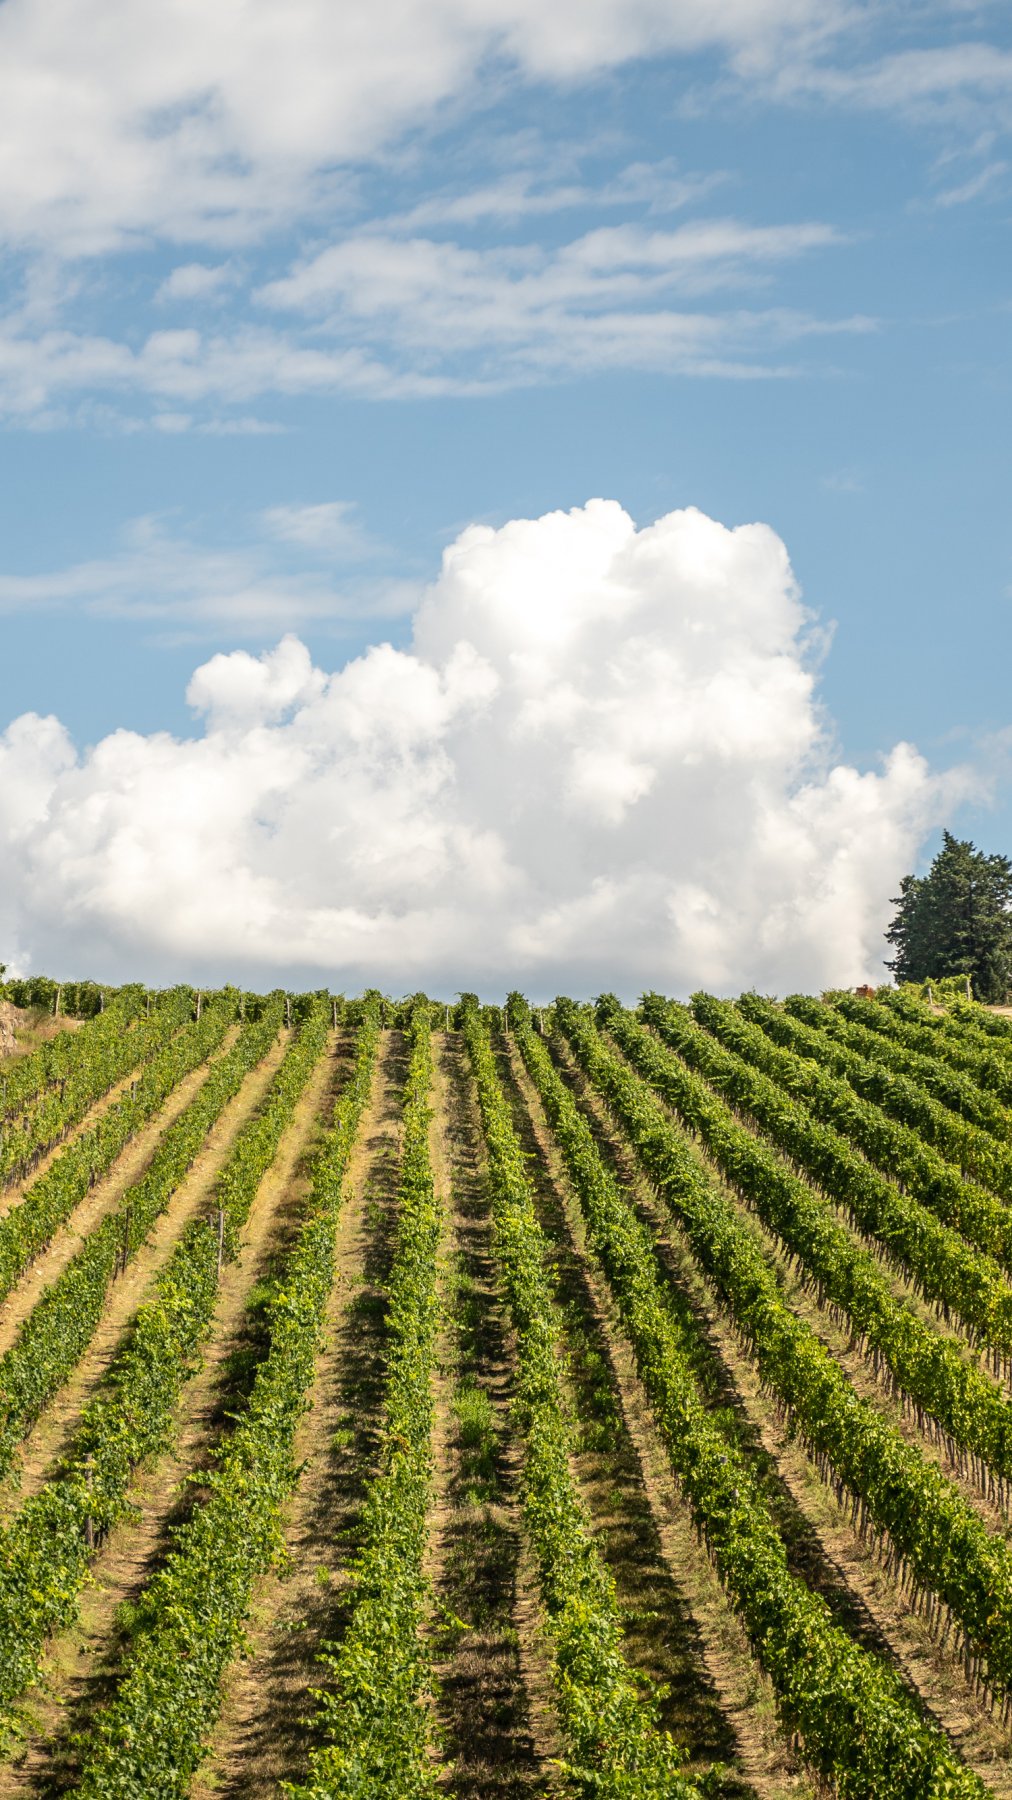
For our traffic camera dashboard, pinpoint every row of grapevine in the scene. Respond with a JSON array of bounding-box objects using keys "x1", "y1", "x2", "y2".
[
  {"x1": 769, "y1": 992, "x2": 1012, "y2": 1188},
  {"x1": 550, "y1": 1001, "x2": 1012, "y2": 1714},
  {"x1": 70, "y1": 1006, "x2": 381, "y2": 1798},
  {"x1": 528, "y1": 997, "x2": 993, "y2": 1797},
  {"x1": 780, "y1": 995, "x2": 1012, "y2": 1138},
  {"x1": 1, "y1": 975, "x2": 132, "y2": 1018},
  {"x1": 293, "y1": 1002, "x2": 442, "y2": 1798},
  {"x1": 0, "y1": 986, "x2": 197, "y2": 1187},
  {"x1": 0, "y1": 999, "x2": 235, "y2": 1306},
  {"x1": 0, "y1": 1000, "x2": 334, "y2": 1747},
  {"x1": 464, "y1": 1003, "x2": 698, "y2": 1799},
  {"x1": 0, "y1": 1000, "x2": 284, "y2": 1479},
  {"x1": 821, "y1": 994, "x2": 1012, "y2": 1104},
  {"x1": 643, "y1": 994, "x2": 1012, "y2": 1362},
  {"x1": 0, "y1": 986, "x2": 149, "y2": 1118},
  {"x1": 597, "y1": 999, "x2": 1012, "y2": 1488},
  {"x1": 880, "y1": 991, "x2": 1012, "y2": 1054},
  {"x1": 733, "y1": 993, "x2": 1012, "y2": 1266}
]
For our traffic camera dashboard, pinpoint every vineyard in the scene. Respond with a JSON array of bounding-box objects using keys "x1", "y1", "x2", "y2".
[{"x1": 3, "y1": 982, "x2": 1012, "y2": 1797}]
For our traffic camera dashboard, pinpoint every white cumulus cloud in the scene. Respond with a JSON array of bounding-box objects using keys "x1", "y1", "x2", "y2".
[{"x1": 0, "y1": 499, "x2": 974, "y2": 997}]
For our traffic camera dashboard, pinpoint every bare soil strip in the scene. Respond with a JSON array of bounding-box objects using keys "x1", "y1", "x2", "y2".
[
  {"x1": 0, "y1": 1025, "x2": 241, "y2": 1356},
  {"x1": 188, "y1": 1028, "x2": 409, "y2": 1800},
  {"x1": 553, "y1": 1037, "x2": 1012, "y2": 1792},
  {"x1": 425, "y1": 1030, "x2": 551, "y2": 1800},
  {"x1": 0, "y1": 1027, "x2": 287, "y2": 1516},
  {"x1": 0, "y1": 1030, "x2": 341, "y2": 1797},
  {"x1": 504, "y1": 1037, "x2": 810, "y2": 1800}
]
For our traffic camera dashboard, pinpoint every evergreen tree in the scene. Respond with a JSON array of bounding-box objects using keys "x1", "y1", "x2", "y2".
[{"x1": 886, "y1": 830, "x2": 1012, "y2": 1001}]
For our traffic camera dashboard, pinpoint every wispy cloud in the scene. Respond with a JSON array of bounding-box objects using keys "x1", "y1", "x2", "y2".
[
  {"x1": 0, "y1": 507, "x2": 411, "y2": 635},
  {"x1": 934, "y1": 158, "x2": 1008, "y2": 206},
  {"x1": 156, "y1": 262, "x2": 240, "y2": 303},
  {"x1": 386, "y1": 159, "x2": 731, "y2": 229},
  {"x1": 0, "y1": 322, "x2": 466, "y2": 423},
  {"x1": 262, "y1": 500, "x2": 377, "y2": 557},
  {"x1": 261, "y1": 218, "x2": 845, "y2": 318},
  {"x1": 772, "y1": 40, "x2": 1012, "y2": 127},
  {"x1": 0, "y1": 5, "x2": 998, "y2": 427},
  {"x1": 820, "y1": 469, "x2": 864, "y2": 494},
  {"x1": 253, "y1": 216, "x2": 863, "y2": 386},
  {"x1": 0, "y1": 208, "x2": 868, "y2": 421},
  {"x1": 0, "y1": 0, "x2": 843, "y2": 257}
]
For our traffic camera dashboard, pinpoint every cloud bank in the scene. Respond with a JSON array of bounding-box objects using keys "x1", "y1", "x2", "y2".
[
  {"x1": 0, "y1": 0, "x2": 839, "y2": 255},
  {"x1": 0, "y1": 500, "x2": 970, "y2": 998}
]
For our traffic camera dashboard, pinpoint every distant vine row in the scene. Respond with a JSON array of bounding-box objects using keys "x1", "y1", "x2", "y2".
[
  {"x1": 764, "y1": 993, "x2": 1011, "y2": 1138},
  {"x1": 0, "y1": 986, "x2": 150, "y2": 1119},
  {"x1": 733, "y1": 993, "x2": 1012, "y2": 1254},
  {"x1": 0, "y1": 999, "x2": 235, "y2": 1306},
  {"x1": 813, "y1": 994, "x2": 1012, "y2": 1104},
  {"x1": 881, "y1": 991, "x2": 1012, "y2": 1053},
  {"x1": 0, "y1": 987, "x2": 196, "y2": 1187},
  {"x1": 0, "y1": 1000, "x2": 283, "y2": 1479},
  {"x1": 648, "y1": 991, "x2": 1012, "y2": 1359},
  {"x1": 602, "y1": 998, "x2": 1012, "y2": 1489}
]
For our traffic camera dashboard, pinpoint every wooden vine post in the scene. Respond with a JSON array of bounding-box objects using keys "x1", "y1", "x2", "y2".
[{"x1": 83, "y1": 1457, "x2": 95, "y2": 1550}]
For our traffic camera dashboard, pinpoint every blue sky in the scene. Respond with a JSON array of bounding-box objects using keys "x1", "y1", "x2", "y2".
[{"x1": 0, "y1": 0, "x2": 1009, "y2": 994}]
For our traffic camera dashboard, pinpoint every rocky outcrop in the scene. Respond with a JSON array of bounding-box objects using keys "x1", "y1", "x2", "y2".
[{"x1": 0, "y1": 1003, "x2": 20, "y2": 1059}]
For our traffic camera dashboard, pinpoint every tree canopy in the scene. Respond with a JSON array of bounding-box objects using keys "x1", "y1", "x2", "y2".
[{"x1": 886, "y1": 830, "x2": 1012, "y2": 1002}]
